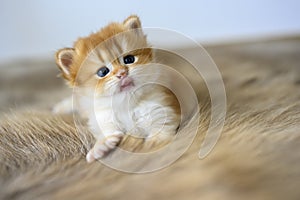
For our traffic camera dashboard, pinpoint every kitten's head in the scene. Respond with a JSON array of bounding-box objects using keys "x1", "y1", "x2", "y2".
[{"x1": 56, "y1": 15, "x2": 154, "y2": 96}]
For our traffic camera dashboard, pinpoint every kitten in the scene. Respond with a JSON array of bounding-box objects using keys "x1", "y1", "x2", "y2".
[{"x1": 54, "y1": 15, "x2": 181, "y2": 163}]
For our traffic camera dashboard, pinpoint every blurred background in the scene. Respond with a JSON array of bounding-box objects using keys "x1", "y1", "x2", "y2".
[{"x1": 0, "y1": 0, "x2": 300, "y2": 63}]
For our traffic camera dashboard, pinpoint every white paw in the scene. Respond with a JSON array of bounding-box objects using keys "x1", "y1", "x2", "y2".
[
  {"x1": 86, "y1": 134, "x2": 123, "y2": 163},
  {"x1": 105, "y1": 135, "x2": 122, "y2": 148}
]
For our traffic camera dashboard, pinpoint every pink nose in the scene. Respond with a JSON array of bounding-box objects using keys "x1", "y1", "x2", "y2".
[{"x1": 116, "y1": 69, "x2": 128, "y2": 79}]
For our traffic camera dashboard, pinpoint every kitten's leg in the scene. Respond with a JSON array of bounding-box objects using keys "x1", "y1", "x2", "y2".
[
  {"x1": 52, "y1": 96, "x2": 75, "y2": 114},
  {"x1": 135, "y1": 106, "x2": 180, "y2": 145},
  {"x1": 145, "y1": 124, "x2": 179, "y2": 145},
  {"x1": 86, "y1": 112, "x2": 125, "y2": 162},
  {"x1": 86, "y1": 133, "x2": 124, "y2": 163}
]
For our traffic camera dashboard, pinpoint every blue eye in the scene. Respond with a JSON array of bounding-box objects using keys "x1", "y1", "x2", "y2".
[
  {"x1": 97, "y1": 66, "x2": 110, "y2": 77},
  {"x1": 123, "y1": 55, "x2": 135, "y2": 64}
]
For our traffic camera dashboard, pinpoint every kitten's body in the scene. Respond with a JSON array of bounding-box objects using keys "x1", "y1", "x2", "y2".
[
  {"x1": 82, "y1": 85, "x2": 180, "y2": 140},
  {"x1": 54, "y1": 16, "x2": 180, "y2": 162}
]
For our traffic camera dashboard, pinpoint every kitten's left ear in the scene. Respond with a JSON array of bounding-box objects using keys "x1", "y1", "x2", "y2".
[
  {"x1": 123, "y1": 15, "x2": 141, "y2": 30},
  {"x1": 55, "y1": 48, "x2": 75, "y2": 80}
]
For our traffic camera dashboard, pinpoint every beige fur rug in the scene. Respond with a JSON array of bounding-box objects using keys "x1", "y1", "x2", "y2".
[{"x1": 0, "y1": 37, "x2": 300, "y2": 200}]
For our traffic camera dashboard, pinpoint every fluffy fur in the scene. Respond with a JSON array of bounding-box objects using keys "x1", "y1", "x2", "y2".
[
  {"x1": 1, "y1": 35, "x2": 300, "y2": 199},
  {"x1": 54, "y1": 15, "x2": 181, "y2": 162}
]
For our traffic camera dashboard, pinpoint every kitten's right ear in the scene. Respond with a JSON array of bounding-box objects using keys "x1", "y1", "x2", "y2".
[
  {"x1": 55, "y1": 48, "x2": 75, "y2": 79},
  {"x1": 123, "y1": 15, "x2": 141, "y2": 30}
]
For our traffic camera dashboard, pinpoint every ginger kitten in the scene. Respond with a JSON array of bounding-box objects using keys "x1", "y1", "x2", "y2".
[{"x1": 54, "y1": 15, "x2": 181, "y2": 162}]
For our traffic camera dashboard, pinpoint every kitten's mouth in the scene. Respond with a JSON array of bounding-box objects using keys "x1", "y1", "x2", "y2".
[{"x1": 120, "y1": 77, "x2": 134, "y2": 92}]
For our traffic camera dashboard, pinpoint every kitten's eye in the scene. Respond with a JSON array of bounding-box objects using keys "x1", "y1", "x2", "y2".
[
  {"x1": 97, "y1": 66, "x2": 110, "y2": 77},
  {"x1": 123, "y1": 55, "x2": 135, "y2": 64}
]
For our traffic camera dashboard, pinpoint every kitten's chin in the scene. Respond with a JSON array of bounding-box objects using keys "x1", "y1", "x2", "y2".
[
  {"x1": 120, "y1": 77, "x2": 135, "y2": 92},
  {"x1": 120, "y1": 84, "x2": 134, "y2": 92}
]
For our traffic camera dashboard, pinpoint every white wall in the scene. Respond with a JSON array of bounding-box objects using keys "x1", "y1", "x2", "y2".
[{"x1": 0, "y1": 0, "x2": 300, "y2": 62}]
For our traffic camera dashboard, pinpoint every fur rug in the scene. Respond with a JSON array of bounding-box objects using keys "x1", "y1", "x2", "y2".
[{"x1": 0, "y1": 37, "x2": 300, "y2": 200}]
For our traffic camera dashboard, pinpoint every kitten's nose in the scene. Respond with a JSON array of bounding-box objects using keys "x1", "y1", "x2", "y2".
[{"x1": 116, "y1": 69, "x2": 128, "y2": 79}]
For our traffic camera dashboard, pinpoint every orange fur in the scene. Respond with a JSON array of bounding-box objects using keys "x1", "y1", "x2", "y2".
[
  {"x1": 55, "y1": 15, "x2": 152, "y2": 88},
  {"x1": 54, "y1": 15, "x2": 181, "y2": 162}
]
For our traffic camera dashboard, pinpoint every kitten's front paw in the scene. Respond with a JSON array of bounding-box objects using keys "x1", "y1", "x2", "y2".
[{"x1": 86, "y1": 133, "x2": 123, "y2": 163}]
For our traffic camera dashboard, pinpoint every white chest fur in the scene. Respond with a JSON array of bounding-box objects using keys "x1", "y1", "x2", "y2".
[{"x1": 78, "y1": 85, "x2": 180, "y2": 140}]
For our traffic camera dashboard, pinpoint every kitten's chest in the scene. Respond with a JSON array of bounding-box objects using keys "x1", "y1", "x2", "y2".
[
  {"x1": 89, "y1": 92, "x2": 140, "y2": 131},
  {"x1": 112, "y1": 92, "x2": 144, "y2": 131},
  {"x1": 85, "y1": 88, "x2": 172, "y2": 136},
  {"x1": 112, "y1": 92, "x2": 135, "y2": 129},
  {"x1": 112, "y1": 91, "x2": 169, "y2": 135}
]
